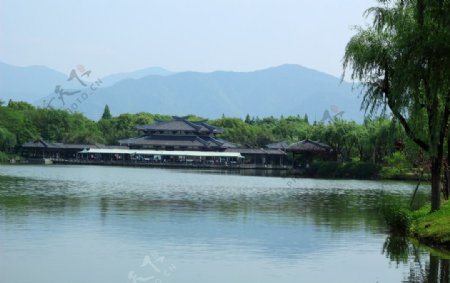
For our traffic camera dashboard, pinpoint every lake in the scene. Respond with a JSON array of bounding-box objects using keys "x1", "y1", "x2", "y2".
[{"x1": 0, "y1": 165, "x2": 448, "y2": 283}]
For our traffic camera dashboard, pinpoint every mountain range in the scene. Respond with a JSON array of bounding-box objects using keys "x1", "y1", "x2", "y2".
[{"x1": 0, "y1": 62, "x2": 364, "y2": 121}]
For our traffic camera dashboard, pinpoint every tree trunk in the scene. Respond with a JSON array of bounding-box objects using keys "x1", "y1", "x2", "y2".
[
  {"x1": 446, "y1": 137, "x2": 450, "y2": 200},
  {"x1": 445, "y1": 167, "x2": 450, "y2": 200},
  {"x1": 431, "y1": 157, "x2": 442, "y2": 212}
]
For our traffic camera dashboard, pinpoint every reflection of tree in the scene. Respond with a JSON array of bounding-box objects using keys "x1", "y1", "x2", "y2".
[
  {"x1": 408, "y1": 256, "x2": 450, "y2": 283},
  {"x1": 383, "y1": 236, "x2": 450, "y2": 283},
  {"x1": 2, "y1": 174, "x2": 431, "y2": 237},
  {"x1": 0, "y1": 175, "x2": 82, "y2": 219},
  {"x1": 440, "y1": 259, "x2": 450, "y2": 283},
  {"x1": 425, "y1": 256, "x2": 450, "y2": 283},
  {"x1": 382, "y1": 236, "x2": 410, "y2": 265}
]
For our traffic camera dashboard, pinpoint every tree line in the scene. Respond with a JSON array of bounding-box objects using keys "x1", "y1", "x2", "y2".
[{"x1": 0, "y1": 100, "x2": 422, "y2": 168}]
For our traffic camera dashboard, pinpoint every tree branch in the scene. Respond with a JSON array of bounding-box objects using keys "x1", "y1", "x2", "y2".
[
  {"x1": 389, "y1": 103, "x2": 430, "y2": 151},
  {"x1": 382, "y1": 69, "x2": 430, "y2": 152},
  {"x1": 439, "y1": 89, "x2": 450, "y2": 147}
]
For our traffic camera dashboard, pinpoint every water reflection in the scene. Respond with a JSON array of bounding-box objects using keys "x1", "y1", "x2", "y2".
[
  {"x1": 0, "y1": 165, "x2": 443, "y2": 283},
  {"x1": 1, "y1": 175, "x2": 426, "y2": 234},
  {"x1": 383, "y1": 236, "x2": 450, "y2": 283}
]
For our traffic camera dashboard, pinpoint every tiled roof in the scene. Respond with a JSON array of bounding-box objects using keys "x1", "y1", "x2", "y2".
[
  {"x1": 118, "y1": 134, "x2": 236, "y2": 149},
  {"x1": 21, "y1": 139, "x2": 128, "y2": 150},
  {"x1": 287, "y1": 139, "x2": 332, "y2": 152},
  {"x1": 225, "y1": 148, "x2": 287, "y2": 155},
  {"x1": 266, "y1": 141, "x2": 290, "y2": 150},
  {"x1": 136, "y1": 118, "x2": 224, "y2": 134},
  {"x1": 201, "y1": 136, "x2": 239, "y2": 148},
  {"x1": 214, "y1": 138, "x2": 241, "y2": 148}
]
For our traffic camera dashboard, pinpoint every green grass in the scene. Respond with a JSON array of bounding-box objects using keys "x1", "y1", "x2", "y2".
[{"x1": 411, "y1": 201, "x2": 450, "y2": 249}]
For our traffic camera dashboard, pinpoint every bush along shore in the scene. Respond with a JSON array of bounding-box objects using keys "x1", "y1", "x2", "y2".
[
  {"x1": 383, "y1": 200, "x2": 450, "y2": 250},
  {"x1": 411, "y1": 201, "x2": 450, "y2": 250},
  {"x1": 289, "y1": 160, "x2": 425, "y2": 181}
]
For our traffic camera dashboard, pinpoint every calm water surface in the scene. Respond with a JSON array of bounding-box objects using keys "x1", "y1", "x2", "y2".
[{"x1": 0, "y1": 165, "x2": 448, "y2": 283}]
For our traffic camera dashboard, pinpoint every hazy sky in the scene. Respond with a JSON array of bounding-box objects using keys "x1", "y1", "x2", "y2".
[{"x1": 0, "y1": 0, "x2": 375, "y2": 77}]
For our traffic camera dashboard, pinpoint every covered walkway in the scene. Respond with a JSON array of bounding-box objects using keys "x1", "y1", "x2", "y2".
[{"x1": 78, "y1": 148, "x2": 243, "y2": 166}]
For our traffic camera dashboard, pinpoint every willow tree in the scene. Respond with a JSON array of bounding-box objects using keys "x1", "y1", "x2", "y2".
[{"x1": 343, "y1": 0, "x2": 450, "y2": 211}]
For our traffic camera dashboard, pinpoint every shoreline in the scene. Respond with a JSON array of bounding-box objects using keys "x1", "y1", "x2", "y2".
[
  {"x1": 411, "y1": 201, "x2": 450, "y2": 251},
  {"x1": 1, "y1": 159, "x2": 429, "y2": 182}
]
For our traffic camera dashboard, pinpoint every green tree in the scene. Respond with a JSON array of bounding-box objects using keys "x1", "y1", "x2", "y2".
[
  {"x1": 304, "y1": 114, "x2": 309, "y2": 124},
  {"x1": 317, "y1": 119, "x2": 360, "y2": 162},
  {"x1": 359, "y1": 118, "x2": 405, "y2": 163},
  {"x1": 7, "y1": 100, "x2": 34, "y2": 111},
  {"x1": 101, "y1": 104, "x2": 112, "y2": 120},
  {"x1": 0, "y1": 105, "x2": 39, "y2": 145},
  {"x1": 0, "y1": 127, "x2": 17, "y2": 152},
  {"x1": 245, "y1": 114, "x2": 251, "y2": 124},
  {"x1": 63, "y1": 113, "x2": 104, "y2": 144},
  {"x1": 273, "y1": 119, "x2": 303, "y2": 142},
  {"x1": 343, "y1": 0, "x2": 450, "y2": 211}
]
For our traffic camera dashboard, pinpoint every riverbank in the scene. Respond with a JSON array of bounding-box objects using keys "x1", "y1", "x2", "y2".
[
  {"x1": 290, "y1": 160, "x2": 424, "y2": 181},
  {"x1": 411, "y1": 201, "x2": 450, "y2": 251},
  {"x1": 2, "y1": 158, "x2": 427, "y2": 182}
]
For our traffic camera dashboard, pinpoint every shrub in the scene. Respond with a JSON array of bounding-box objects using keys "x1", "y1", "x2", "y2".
[
  {"x1": 0, "y1": 127, "x2": 16, "y2": 152},
  {"x1": 0, "y1": 151, "x2": 10, "y2": 163},
  {"x1": 312, "y1": 161, "x2": 340, "y2": 178},
  {"x1": 382, "y1": 201, "x2": 412, "y2": 236},
  {"x1": 380, "y1": 152, "x2": 412, "y2": 179},
  {"x1": 309, "y1": 161, "x2": 380, "y2": 179},
  {"x1": 341, "y1": 161, "x2": 380, "y2": 179}
]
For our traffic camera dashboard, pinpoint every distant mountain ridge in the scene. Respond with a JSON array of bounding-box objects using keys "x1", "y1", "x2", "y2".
[
  {"x1": 0, "y1": 62, "x2": 364, "y2": 122},
  {"x1": 101, "y1": 67, "x2": 174, "y2": 87},
  {"x1": 0, "y1": 62, "x2": 67, "y2": 103}
]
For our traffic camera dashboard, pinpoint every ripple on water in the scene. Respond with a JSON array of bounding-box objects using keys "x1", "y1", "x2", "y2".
[{"x1": 0, "y1": 165, "x2": 437, "y2": 283}]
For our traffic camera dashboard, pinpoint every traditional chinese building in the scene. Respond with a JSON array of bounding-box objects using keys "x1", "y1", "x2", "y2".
[
  {"x1": 21, "y1": 139, "x2": 127, "y2": 160},
  {"x1": 118, "y1": 118, "x2": 238, "y2": 151},
  {"x1": 286, "y1": 139, "x2": 336, "y2": 167},
  {"x1": 265, "y1": 141, "x2": 290, "y2": 151},
  {"x1": 21, "y1": 118, "x2": 289, "y2": 168}
]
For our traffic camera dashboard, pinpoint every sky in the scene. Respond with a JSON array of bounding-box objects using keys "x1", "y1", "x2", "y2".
[{"x1": 0, "y1": 0, "x2": 375, "y2": 78}]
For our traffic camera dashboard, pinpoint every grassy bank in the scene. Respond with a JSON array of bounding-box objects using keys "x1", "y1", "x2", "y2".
[
  {"x1": 293, "y1": 160, "x2": 423, "y2": 181},
  {"x1": 411, "y1": 201, "x2": 450, "y2": 250}
]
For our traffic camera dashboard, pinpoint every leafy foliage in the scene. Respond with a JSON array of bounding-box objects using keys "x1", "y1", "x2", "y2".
[
  {"x1": 0, "y1": 127, "x2": 16, "y2": 152},
  {"x1": 308, "y1": 161, "x2": 381, "y2": 179},
  {"x1": 0, "y1": 99, "x2": 426, "y2": 179},
  {"x1": 380, "y1": 151, "x2": 412, "y2": 179},
  {"x1": 381, "y1": 196, "x2": 412, "y2": 236},
  {"x1": 343, "y1": 0, "x2": 450, "y2": 211}
]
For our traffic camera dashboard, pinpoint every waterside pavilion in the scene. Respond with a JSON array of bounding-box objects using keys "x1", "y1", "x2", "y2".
[
  {"x1": 21, "y1": 118, "x2": 288, "y2": 168},
  {"x1": 286, "y1": 139, "x2": 336, "y2": 167}
]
